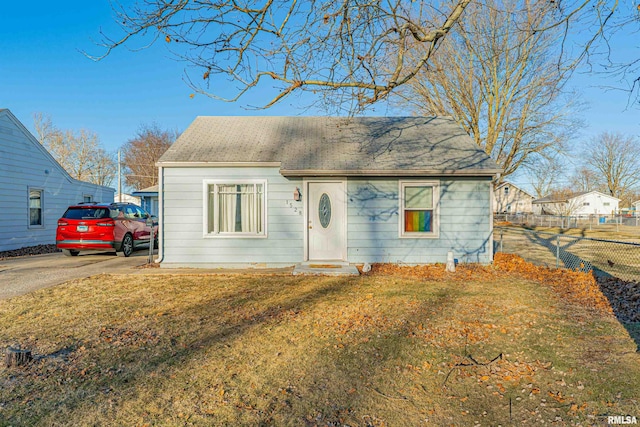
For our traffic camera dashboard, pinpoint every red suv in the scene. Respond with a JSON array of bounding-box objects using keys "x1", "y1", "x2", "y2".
[{"x1": 56, "y1": 202, "x2": 158, "y2": 257}]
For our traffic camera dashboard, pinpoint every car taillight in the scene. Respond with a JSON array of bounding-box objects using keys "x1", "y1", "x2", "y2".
[
  {"x1": 96, "y1": 220, "x2": 115, "y2": 227},
  {"x1": 58, "y1": 220, "x2": 68, "y2": 226}
]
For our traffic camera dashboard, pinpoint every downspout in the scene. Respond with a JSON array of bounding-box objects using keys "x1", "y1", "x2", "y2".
[
  {"x1": 155, "y1": 165, "x2": 164, "y2": 264},
  {"x1": 489, "y1": 177, "x2": 495, "y2": 262}
]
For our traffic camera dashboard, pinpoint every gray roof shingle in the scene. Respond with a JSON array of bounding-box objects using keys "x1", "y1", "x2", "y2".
[{"x1": 158, "y1": 116, "x2": 501, "y2": 177}]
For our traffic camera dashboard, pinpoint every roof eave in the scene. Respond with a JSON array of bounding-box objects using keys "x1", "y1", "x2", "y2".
[
  {"x1": 157, "y1": 161, "x2": 282, "y2": 168},
  {"x1": 280, "y1": 169, "x2": 502, "y2": 177}
]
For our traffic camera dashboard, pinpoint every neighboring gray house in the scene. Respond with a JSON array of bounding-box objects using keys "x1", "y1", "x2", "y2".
[
  {"x1": 131, "y1": 185, "x2": 159, "y2": 216},
  {"x1": 156, "y1": 116, "x2": 501, "y2": 268},
  {"x1": 0, "y1": 109, "x2": 114, "y2": 252},
  {"x1": 493, "y1": 182, "x2": 534, "y2": 213}
]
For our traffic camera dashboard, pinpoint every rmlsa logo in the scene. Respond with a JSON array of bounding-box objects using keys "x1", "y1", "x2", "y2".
[{"x1": 609, "y1": 416, "x2": 638, "y2": 425}]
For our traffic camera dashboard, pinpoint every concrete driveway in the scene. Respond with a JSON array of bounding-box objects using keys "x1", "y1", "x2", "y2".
[{"x1": 0, "y1": 249, "x2": 154, "y2": 300}]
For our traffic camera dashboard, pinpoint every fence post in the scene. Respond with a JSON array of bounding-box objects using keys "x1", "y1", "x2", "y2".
[
  {"x1": 555, "y1": 235, "x2": 560, "y2": 269},
  {"x1": 500, "y1": 228, "x2": 504, "y2": 253}
]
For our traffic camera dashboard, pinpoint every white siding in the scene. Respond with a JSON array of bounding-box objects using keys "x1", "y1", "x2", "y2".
[
  {"x1": 572, "y1": 192, "x2": 619, "y2": 215},
  {"x1": 346, "y1": 178, "x2": 493, "y2": 264},
  {"x1": 0, "y1": 111, "x2": 114, "y2": 252},
  {"x1": 161, "y1": 167, "x2": 304, "y2": 267}
]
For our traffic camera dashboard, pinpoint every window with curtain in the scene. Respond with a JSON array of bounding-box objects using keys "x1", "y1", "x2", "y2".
[
  {"x1": 29, "y1": 189, "x2": 43, "y2": 227},
  {"x1": 400, "y1": 181, "x2": 439, "y2": 238},
  {"x1": 205, "y1": 182, "x2": 265, "y2": 236}
]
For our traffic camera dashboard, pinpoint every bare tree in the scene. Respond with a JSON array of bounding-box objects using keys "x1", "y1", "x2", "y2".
[
  {"x1": 538, "y1": 189, "x2": 585, "y2": 217},
  {"x1": 617, "y1": 187, "x2": 640, "y2": 209},
  {"x1": 90, "y1": 1, "x2": 474, "y2": 112},
  {"x1": 584, "y1": 131, "x2": 640, "y2": 199},
  {"x1": 33, "y1": 113, "x2": 117, "y2": 187},
  {"x1": 527, "y1": 155, "x2": 566, "y2": 198},
  {"x1": 399, "y1": 0, "x2": 583, "y2": 184},
  {"x1": 569, "y1": 166, "x2": 603, "y2": 193},
  {"x1": 580, "y1": 1, "x2": 640, "y2": 104},
  {"x1": 88, "y1": 1, "x2": 630, "y2": 112},
  {"x1": 122, "y1": 124, "x2": 176, "y2": 190}
]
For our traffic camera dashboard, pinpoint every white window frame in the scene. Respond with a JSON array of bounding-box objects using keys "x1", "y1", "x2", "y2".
[
  {"x1": 203, "y1": 179, "x2": 267, "y2": 238},
  {"x1": 28, "y1": 187, "x2": 44, "y2": 228},
  {"x1": 83, "y1": 195, "x2": 93, "y2": 203},
  {"x1": 399, "y1": 180, "x2": 439, "y2": 239}
]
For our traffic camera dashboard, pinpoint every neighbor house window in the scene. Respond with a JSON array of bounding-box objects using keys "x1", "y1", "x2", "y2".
[
  {"x1": 504, "y1": 186, "x2": 509, "y2": 194},
  {"x1": 400, "y1": 181, "x2": 439, "y2": 238},
  {"x1": 603, "y1": 202, "x2": 610, "y2": 206},
  {"x1": 29, "y1": 189, "x2": 43, "y2": 227},
  {"x1": 83, "y1": 195, "x2": 93, "y2": 203},
  {"x1": 204, "y1": 181, "x2": 266, "y2": 237}
]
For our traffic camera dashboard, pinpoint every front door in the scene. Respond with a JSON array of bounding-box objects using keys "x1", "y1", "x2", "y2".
[{"x1": 307, "y1": 181, "x2": 346, "y2": 261}]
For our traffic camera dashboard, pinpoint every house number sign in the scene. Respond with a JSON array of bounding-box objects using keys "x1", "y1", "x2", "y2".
[{"x1": 319, "y1": 193, "x2": 331, "y2": 228}]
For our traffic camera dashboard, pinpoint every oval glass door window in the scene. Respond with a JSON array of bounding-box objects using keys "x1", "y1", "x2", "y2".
[{"x1": 318, "y1": 193, "x2": 332, "y2": 228}]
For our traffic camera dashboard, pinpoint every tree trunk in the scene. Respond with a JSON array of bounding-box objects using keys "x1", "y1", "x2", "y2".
[{"x1": 5, "y1": 347, "x2": 32, "y2": 367}]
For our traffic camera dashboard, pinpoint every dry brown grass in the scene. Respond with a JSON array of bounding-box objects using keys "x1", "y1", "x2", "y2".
[{"x1": 0, "y1": 260, "x2": 638, "y2": 426}]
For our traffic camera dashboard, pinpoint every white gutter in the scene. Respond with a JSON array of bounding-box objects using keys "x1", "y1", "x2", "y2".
[{"x1": 155, "y1": 166, "x2": 164, "y2": 264}]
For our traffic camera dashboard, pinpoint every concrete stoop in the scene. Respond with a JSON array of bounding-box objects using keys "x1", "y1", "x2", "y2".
[{"x1": 292, "y1": 263, "x2": 360, "y2": 276}]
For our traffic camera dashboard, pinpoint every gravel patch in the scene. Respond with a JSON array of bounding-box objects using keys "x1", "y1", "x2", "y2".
[{"x1": 0, "y1": 245, "x2": 60, "y2": 260}]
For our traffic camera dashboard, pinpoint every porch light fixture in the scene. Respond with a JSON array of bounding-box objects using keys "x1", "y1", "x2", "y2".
[{"x1": 293, "y1": 187, "x2": 302, "y2": 201}]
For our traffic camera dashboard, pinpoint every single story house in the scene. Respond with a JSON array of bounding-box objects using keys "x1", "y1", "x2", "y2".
[
  {"x1": 0, "y1": 109, "x2": 114, "y2": 252},
  {"x1": 114, "y1": 192, "x2": 141, "y2": 205},
  {"x1": 131, "y1": 185, "x2": 159, "y2": 216},
  {"x1": 155, "y1": 116, "x2": 501, "y2": 268},
  {"x1": 493, "y1": 182, "x2": 534, "y2": 213},
  {"x1": 532, "y1": 190, "x2": 620, "y2": 216}
]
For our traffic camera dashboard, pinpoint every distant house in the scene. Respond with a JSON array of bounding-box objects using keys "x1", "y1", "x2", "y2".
[
  {"x1": 155, "y1": 116, "x2": 501, "y2": 268},
  {"x1": 131, "y1": 185, "x2": 159, "y2": 216},
  {"x1": 532, "y1": 190, "x2": 619, "y2": 216},
  {"x1": 493, "y1": 182, "x2": 534, "y2": 213},
  {"x1": 632, "y1": 200, "x2": 640, "y2": 216},
  {"x1": 114, "y1": 193, "x2": 141, "y2": 205},
  {"x1": 0, "y1": 109, "x2": 114, "y2": 252}
]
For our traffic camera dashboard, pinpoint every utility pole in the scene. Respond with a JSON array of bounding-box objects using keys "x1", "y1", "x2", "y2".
[{"x1": 118, "y1": 150, "x2": 122, "y2": 202}]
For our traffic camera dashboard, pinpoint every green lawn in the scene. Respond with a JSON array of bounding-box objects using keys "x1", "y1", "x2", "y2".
[{"x1": 0, "y1": 265, "x2": 638, "y2": 426}]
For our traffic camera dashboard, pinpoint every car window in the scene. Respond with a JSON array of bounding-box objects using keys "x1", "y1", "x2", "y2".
[
  {"x1": 94, "y1": 208, "x2": 109, "y2": 219},
  {"x1": 124, "y1": 206, "x2": 137, "y2": 219},
  {"x1": 134, "y1": 206, "x2": 147, "y2": 219},
  {"x1": 109, "y1": 207, "x2": 121, "y2": 219},
  {"x1": 63, "y1": 208, "x2": 109, "y2": 220}
]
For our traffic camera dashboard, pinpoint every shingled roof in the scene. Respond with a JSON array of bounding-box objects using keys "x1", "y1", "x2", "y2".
[{"x1": 158, "y1": 116, "x2": 501, "y2": 177}]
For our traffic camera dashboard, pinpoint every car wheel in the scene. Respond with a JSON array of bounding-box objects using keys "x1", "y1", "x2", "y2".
[
  {"x1": 62, "y1": 249, "x2": 79, "y2": 257},
  {"x1": 117, "y1": 234, "x2": 134, "y2": 257}
]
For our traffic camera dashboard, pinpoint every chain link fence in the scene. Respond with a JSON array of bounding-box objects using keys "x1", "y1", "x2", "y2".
[
  {"x1": 495, "y1": 213, "x2": 640, "y2": 231},
  {"x1": 494, "y1": 227, "x2": 640, "y2": 282}
]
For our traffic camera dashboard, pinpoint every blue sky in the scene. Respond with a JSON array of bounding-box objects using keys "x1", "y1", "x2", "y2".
[
  {"x1": 0, "y1": 1, "x2": 308, "y2": 152},
  {"x1": 1, "y1": 1, "x2": 638, "y2": 185}
]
